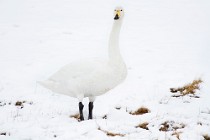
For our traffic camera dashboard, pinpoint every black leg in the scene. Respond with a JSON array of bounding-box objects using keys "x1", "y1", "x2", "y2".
[
  {"x1": 79, "y1": 102, "x2": 84, "y2": 121},
  {"x1": 88, "y1": 102, "x2": 94, "y2": 120}
]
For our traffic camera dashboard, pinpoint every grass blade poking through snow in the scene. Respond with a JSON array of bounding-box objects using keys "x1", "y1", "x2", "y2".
[{"x1": 170, "y1": 78, "x2": 203, "y2": 96}]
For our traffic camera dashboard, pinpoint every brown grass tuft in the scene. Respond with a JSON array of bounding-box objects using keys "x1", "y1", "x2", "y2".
[
  {"x1": 159, "y1": 122, "x2": 170, "y2": 131},
  {"x1": 204, "y1": 135, "x2": 210, "y2": 140},
  {"x1": 15, "y1": 101, "x2": 23, "y2": 106},
  {"x1": 136, "y1": 122, "x2": 149, "y2": 130},
  {"x1": 159, "y1": 121, "x2": 185, "y2": 132},
  {"x1": 170, "y1": 79, "x2": 202, "y2": 96},
  {"x1": 98, "y1": 127, "x2": 125, "y2": 137},
  {"x1": 70, "y1": 114, "x2": 80, "y2": 121},
  {"x1": 130, "y1": 107, "x2": 150, "y2": 115},
  {"x1": 172, "y1": 131, "x2": 182, "y2": 140}
]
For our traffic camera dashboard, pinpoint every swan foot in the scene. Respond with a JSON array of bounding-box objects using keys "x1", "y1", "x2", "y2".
[
  {"x1": 79, "y1": 102, "x2": 84, "y2": 121},
  {"x1": 88, "y1": 102, "x2": 94, "y2": 120}
]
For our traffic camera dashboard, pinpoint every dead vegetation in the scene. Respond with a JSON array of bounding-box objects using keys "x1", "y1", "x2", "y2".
[
  {"x1": 15, "y1": 101, "x2": 33, "y2": 109},
  {"x1": 172, "y1": 131, "x2": 182, "y2": 140},
  {"x1": 15, "y1": 101, "x2": 23, "y2": 106},
  {"x1": 170, "y1": 79, "x2": 202, "y2": 97},
  {"x1": 204, "y1": 135, "x2": 210, "y2": 140},
  {"x1": 159, "y1": 121, "x2": 170, "y2": 131},
  {"x1": 130, "y1": 107, "x2": 150, "y2": 115},
  {"x1": 1, "y1": 100, "x2": 32, "y2": 108},
  {"x1": 159, "y1": 121, "x2": 185, "y2": 132},
  {"x1": 159, "y1": 121, "x2": 185, "y2": 140},
  {"x1": 70, "y1": 114, "x2": 80, "y2": 121},
  {"x1": 98, "y1": 127, "x2": 125, "y2": 137},
  {"x1": 136, "y1": 122, "x2": 149, "y2": 130}
]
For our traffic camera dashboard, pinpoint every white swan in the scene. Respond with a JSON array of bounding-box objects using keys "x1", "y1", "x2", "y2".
[{"x1": 39, "y1": 7, "x2": 127, "y2": 121}]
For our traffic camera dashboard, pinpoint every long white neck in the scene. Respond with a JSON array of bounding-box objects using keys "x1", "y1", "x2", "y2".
[{"x1": 108, "y1": 20, "x2": 124, "y2": 64}]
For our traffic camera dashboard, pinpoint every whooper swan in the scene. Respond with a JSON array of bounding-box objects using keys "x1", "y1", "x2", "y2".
[{"x1": 39, "y1": 7, "x2": 127, "y2": 121}]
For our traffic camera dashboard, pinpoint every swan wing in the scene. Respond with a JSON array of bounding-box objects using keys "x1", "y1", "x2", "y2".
[{"x1": 49, "y1": 59, "x2": 108, "y2": 83}]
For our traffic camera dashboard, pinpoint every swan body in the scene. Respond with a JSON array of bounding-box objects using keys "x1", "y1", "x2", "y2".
[
  {"x1": 40, "y1": 58, "x2": 126, "y2": 99},
  {"x1": 39, "y1": 7, "x2": 126, "y2": 120}
]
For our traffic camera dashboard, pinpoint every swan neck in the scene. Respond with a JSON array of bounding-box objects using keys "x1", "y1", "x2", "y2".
[{"x1": 108, "y1": 20, "x2": 123, "y2": 64}]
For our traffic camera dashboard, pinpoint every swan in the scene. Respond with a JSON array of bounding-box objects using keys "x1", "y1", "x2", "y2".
[{"x1": 39, "y1": 7, "x2": 127, "y2": 121}]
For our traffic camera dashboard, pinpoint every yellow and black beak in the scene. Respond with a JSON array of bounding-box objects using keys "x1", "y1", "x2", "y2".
[{"x1": 114, "y1": 10, "x2": 120, "y2": 20}]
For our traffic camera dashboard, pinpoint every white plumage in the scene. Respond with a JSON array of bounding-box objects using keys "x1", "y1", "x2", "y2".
[
  {"x1": 39, "y1": 7, "x2": 127, "y2": 120},
  {"x1": 40, "y1": 59, "x2": 126, "y2": 100}
]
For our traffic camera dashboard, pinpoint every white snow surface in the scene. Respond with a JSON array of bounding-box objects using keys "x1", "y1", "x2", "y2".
[{"x1": 0, "y1": 0, "x2": 210, "y2": 139}]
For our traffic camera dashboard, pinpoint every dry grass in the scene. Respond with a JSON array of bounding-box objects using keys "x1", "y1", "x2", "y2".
[
  {"x1": 204, "y1": 135, "x2": 210, "y2": 140},
  {"x1": 15, "y1": 101, "x2": 24, "y2": 109},
  {"x1": 14, "y1": 101, "x2": 33, "y2": 109},
  {"x1": 98, "y1": 127, "x2": 125, "y2": 137},
  {"x1": 170, "y1": 79, "x2": 202, "y2": 96},
  {"x1": 130, "y1": 107, "x2": 150, "y2": 115},
  {"x1": 15, "y1": 101, "x2": 23, "y2": 106},
  {"x1": 1, "y1": 100, "x2": 33, "y2": 108},
  {"x1": 172, "y1": 131, "x2": 182, "y2": 140},
  {"x1": 136, "y1": 122, "x2": 149, "y2": 130},
  {"x1": 70, "y1": 114, "x2": 80, "y2": 121},
  {"x1": 159, "y1": 121, "x2": 185, "y2": 132},
  {"x1": 159, "y1": 121, "x2": 170, "y2": 131}
]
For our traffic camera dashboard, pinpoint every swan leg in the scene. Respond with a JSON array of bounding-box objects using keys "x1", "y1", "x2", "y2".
[
  {"x1": 79, "y1": 102, "x2": 84, "y2": 121},
  {"x1": 88, "y1": 102, "x2": 94, "y2": 120}
]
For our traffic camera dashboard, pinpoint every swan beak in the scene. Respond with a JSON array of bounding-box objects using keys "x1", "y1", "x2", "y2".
[{"x1": 114, "y1": 11, "x2": 120, "y2": 20}]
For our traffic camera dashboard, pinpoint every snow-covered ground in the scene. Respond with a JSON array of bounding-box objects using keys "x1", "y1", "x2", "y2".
[{"x1": 0, "y1": 0, "x2": 210, "y2": 139}]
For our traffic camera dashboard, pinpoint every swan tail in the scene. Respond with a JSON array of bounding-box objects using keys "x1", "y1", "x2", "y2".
[{"x1": 37, "y1": 80, "x2": 56, "y2": 89}]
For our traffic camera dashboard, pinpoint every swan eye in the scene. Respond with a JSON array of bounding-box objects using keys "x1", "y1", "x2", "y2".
[{"x1": 121, "y1": 10, "x2": 123, "y2": 11}]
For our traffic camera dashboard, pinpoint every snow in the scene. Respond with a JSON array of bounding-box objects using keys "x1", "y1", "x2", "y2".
[{"x1": 0, "y1": 0, "x2": 210, "y2": 139}]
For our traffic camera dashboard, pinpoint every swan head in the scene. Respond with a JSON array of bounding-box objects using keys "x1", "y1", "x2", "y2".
[{"x1": 114, "y1": 7, "x2": 124, "y2": 20}]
